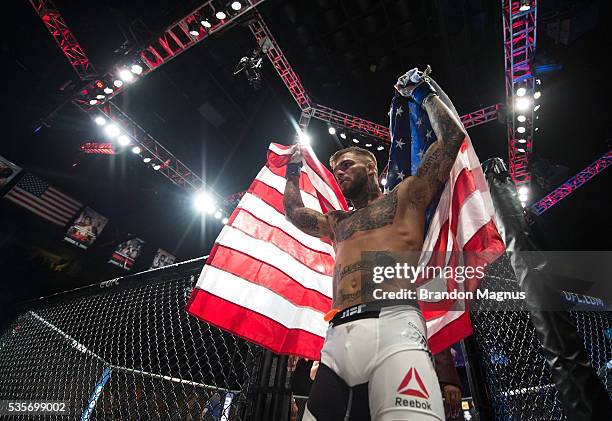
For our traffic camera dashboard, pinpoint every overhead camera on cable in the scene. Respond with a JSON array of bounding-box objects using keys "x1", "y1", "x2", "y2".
[{"x1": 234, "y1": 37, "x2": 272, "y2": 90}]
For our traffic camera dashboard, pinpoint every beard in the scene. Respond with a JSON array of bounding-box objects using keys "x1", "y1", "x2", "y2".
[{"x1": 340, "y1": 170, "x2": 368, "y2": 200}]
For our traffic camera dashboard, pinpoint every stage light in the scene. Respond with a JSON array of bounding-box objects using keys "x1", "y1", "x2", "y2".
[
  {"x1": 377, "y1": 146, "x2": 384, "y2": 151},
  {"x1": 216, "y1": 11, "x2": 227, "y2": 20},
  {"x1": 517, "y1": 138, "x2": 527, "y2": 144},
  {"x1": 515, "y1": 97, "x2": 531, "y2": 110},
  {"x1": 340, "y1": 133, "x2": 347, "y2": 139},
  {"x1": 534, "y1": 104, "x2": 541, "y2": 112},
  {"x1": 103, "y1": 87, "x2": 113, "y2": 94},
  {"x1": 119, "y1": 69, "x2": 134, "y2": 83},
  {"x1": 534, "y1": 91, "x2": 541, "y2": 99},
  {"x1": 104, "y1": 124, "x2": 121, "y2": 138},
  {"x1": 517, "y1": 148, "x2": 526, "y2": 153},
  {"x1": 518, "y1": 186, "x2": 529, "y2": 195},
  {"x1": 143, "y1": 157, "x2": 151, "y2": 163},
  {"x1": 153, "y1": 164, "x2": 161, "y2": 171},
  {"x1": 201, "y1": 19, "x2": 212, "y2": 28},
  {"x1": 94, "y1": 81, "x2": 105, "y2": 89},
  {"x1": 94, "y1": 116, "x2": 106, "y2": 126},
  {"x1": 520, "y1": 201, "x2": 527, "y2": 208},
  {"x1": 193, "y1": 192, "x2": 216, "y2": 214},
  {"x1": 517, "y1": 115, "x2": 526, "y2": 122},
  {"x1": 365, "y1": 143, "x2": 372, "y2": 148},
  {"x1": 131, "y1": 64, "x2": 143, "y2": 75},
  {"x1": 117, "y1": 135, "x2": 130, "y2": 146},
  {"x1": 299, "y1": 132, "x2": 311, "y2": 145},
  {"x1": 89, "y1": 99, "x2": 98, "y2": 105},
  {"x1": 534, "y1": 127, "x2": 539, "y2": 131},
  {"x1": 517, "y1": 126, "x2": 526, "y2": 134},
  {"x1": 352, "y1": 138, "x2": 359, "y2": 144},
  {"x1": 536, "y1": 78, "x2": 541, "y2": 85},
  {"x1": 113, "y1": 79, "x2": 124, "y2": 88},
  {"x1": 518, "y1": 193, "x2": 528, "y2": 202},
  {"x1": 96, "y1": 94, "x2": 105, "y2": 100},
  {"x1": 328, "y1": 127, "x2": 336, "y2": 135},
  {"x1": 188, "y1": 21, "x2": 200, "y2": 36},
  {"x1": 381, "y1": 178, "x2": 387, "y2": 186},
  {"x1": 516, "y1": 87, "x2": 527, "y2": 96},
  {"x1": 519, "y1": 0, "x2": 531, "y2": 11},
  {"x1": 222, "y1": 217, "x2": 229, "y2": 224},
  {"x1": 132, "y1": 146, "x2": 142, "y2": 154},
  {"x1": 231, "y1": 2, "x2": 242, "y2": 11},
  {"x1": 214, "y1": 210, "x2": 223, "y2": 219}
]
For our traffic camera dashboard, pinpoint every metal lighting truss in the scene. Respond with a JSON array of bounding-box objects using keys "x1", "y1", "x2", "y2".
[
  {"x1": 502, "y1": 0, "x2": 538, "y2": 191},
  {"x1": 530, "y1": 150, "x2": 612, "y2": 215}
]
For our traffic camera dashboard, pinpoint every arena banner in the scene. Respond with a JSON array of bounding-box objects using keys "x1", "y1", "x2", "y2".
[
  {"x1": 150, "y1": 248, "x2": 176, "y2": 270},
  {"x1": 108, "y1": 238, "x2": 145, "y2": 271},
  {"x1": 64, "y1": 207, "x2": 108, "y2": 250},
  {"x1": 0, "y1": 155, "x2": 22, "y2": 191}
]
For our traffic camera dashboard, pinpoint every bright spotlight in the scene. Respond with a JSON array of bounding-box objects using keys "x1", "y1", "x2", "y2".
[
  {"x1": 188, "y1": 20, "x2": 200, "y2": 36},
  {"x1": 96, "y1": 94, "x2": 105, "y2": 100},
  {"x1": 201, "y1": 19, "x2": 212, "y2": 28},
  {"x1": 515, "y1": 97, "x2": 531, "y2": 110},
  {"x1": 104, "y1": 124, "x2": 121, "y2": 138},
  {"x1": 520, "y1": 201, "x2": 527, "y2": 208},
  {"x1": 534, "y1": 104, "x2": 541, "y2": 112},
  {"x1": 216, "y1": 11, "x2": 227, "y2": 20},
  {"x1": 517, "y1": 115, "x2": 526, "y2": 122},
  {"x1": 153, "y1": 164, "x2": 161, "y2": 171},
  {"x1": 214, "y1": 210, "x2": 223, "y2": 219},
  {"x1": 340, "y1": 133, "x2": 347, "y2": 139},
  {"x1": 193, "y1": 192, "x2": 216, "y2": 214},
  {"x1": 516, "y1": 87, "x2": 527, "y2": 96},
  {"x1": 534, "y1": 91, "x2": 541, "y2": 99},
  {"x1": 103, "y1": 87, "x2": 114, "y2": 94},
  {"x1": 517, "y1": 148, "x2": 526, "y2": 153},
  {"x1": 377, "y1": 146, "x2": 384, "y2": 151},
  {"x1": 518, "y1": 193, "x2": 528, "y2": 202},
  {"x1": 131, "y1": 64, "x2": 143, "y2": 75},
  {"x1": 221, "y1": 217, "x2": 229, "y2": 224},
  {"x1": 352, "y1": 138, "x2": 359, "y2": 144},
  {"x1": 94, "y1": 116, "x2": 106, "y2": 126},
  {"x1": 517, "y1": 138, "x2": 527, "y2": 144},
  {"x1": 519, "y1": 0, "x2": 531, "y2": 11},
  {"x1": 328, "y1": 127, "x2": 336, "y2": 135},
  {"x1": 518, "y1": 186, "x2": 529, "y2": 195},
  {"x1": 117, "y1": 135, "x2": 130, "y2": 146},
  {"x1": 119, "y1": 69, "x2": 134, "y2": 83},
  {"x1": 143, "y1": 157, "x2": 152, "y2": 163},
  {"x1": 113, "y1": 79, "x2": 124, "y2": 88},
  {"x1": 365, "y1": 143, "x2": 372, "y2": 147},
  {"x1": 89, "y1": 99, "x2": 98, "y2": 105},
  {"x1": 381, "y1": 178, "x2": 387, "y2": 186},
  {"x1": 517, "y1": 126, "x2": 526, "y2": 133},
  {"x1": 299, "y1": 132, "x2": 310, "y2": 145},
  {"x1": 231, "y1": 1, "x2": 242, "y2": 11},
  {"x1": 131, "y1": 146, "x2": 142, "y2": 154}
]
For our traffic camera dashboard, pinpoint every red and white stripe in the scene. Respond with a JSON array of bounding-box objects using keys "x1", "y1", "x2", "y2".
[
  {"x1": 419, "y1": 136, "x2": 505, "y2": 355},
  {"x1": 5, "y1": 185, "x2": 82, "y2": 226},
  {"x1": 187, "y1": 143, "x2": 347, "y2": 359}
]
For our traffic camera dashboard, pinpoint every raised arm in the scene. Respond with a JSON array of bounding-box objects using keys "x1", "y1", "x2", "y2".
[{"x1": 283, "y1": 149, "x2": 334, "y2": 239}]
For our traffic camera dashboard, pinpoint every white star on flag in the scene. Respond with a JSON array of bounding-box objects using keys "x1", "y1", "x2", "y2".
[
  {"x1": 416, "y1": 118, "x2": 423, "y2": 127},
  {"x1": 395, "y1": 138, "x2": 405, "y2": 149},
  {"x1": 396, "y1": 105, "x2": 403, "y2": 116},
  {"x1": 418, "y1": 148, "x2": 425, "y2": 160},
  {"x1": 426, "y1": 129, "x2": 433, "y2": 139},
  {"x1": 397, "y1": 170, "x2": 405, "y2": 180}
]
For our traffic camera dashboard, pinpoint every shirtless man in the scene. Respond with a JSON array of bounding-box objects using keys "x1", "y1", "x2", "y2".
[{"x1": 283, "y1": 76, "x2": 466, "y2": 420}]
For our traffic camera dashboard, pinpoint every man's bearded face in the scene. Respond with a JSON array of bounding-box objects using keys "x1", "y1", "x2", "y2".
[{"x1": 332, "y1": 153, "x2": 371, "y2": 200}]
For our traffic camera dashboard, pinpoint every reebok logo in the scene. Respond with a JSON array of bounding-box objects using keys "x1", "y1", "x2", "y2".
[{"x1": 397, "y1": 367, "x2": 429, "y2": 399}]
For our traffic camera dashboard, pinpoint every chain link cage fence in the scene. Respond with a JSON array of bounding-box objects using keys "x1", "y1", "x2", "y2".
[
  {"x1": 0, "y1": 260, "x2": 263, "y2": 420},
  {"x1": 469, "y1": 253, "x2": 611, "y2": 420}
]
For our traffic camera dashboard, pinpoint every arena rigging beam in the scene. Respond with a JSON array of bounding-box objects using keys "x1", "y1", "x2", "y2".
[
  {"x1": 71, "y1": 0, "x2": 265, "y2": 110},
  {"x1": 29, "y1": 0, "x2": 97, "y2": 80},
  {"x1": 79, "y1": 142, "x2": 116, "y2": 155},
  {"x1": 502, "y1": 0, "x2": 538, "y2": 190},
  {"x1": 530, "y1": 150, "x2": 612, "y2": 215}
]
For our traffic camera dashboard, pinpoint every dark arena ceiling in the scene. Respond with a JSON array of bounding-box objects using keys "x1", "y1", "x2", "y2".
[{"x1": 1, "y1": 0, "x2": 610, "y2": 310}]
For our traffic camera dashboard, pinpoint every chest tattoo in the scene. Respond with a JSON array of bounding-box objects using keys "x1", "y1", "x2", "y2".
[{"x1": 333, "y1": 190, "x2": 398, "y2": 243}]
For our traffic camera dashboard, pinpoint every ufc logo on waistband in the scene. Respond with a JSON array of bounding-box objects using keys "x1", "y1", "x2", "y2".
[{"x1": 340, "y1": 304, "x2": 366, "y2": 319}]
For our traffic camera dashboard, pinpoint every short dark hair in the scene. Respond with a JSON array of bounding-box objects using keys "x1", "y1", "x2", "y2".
[{"x1": 329, "y1": 146, "x2": 377, "y2": 170}]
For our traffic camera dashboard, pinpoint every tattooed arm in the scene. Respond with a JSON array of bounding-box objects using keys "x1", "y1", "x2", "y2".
[
  {"x1": 284, "y1": 171, "x2": 334, "y2": 239},
  {"x1": 400, "y1": 94, "x2": 466, "y2": 207}
]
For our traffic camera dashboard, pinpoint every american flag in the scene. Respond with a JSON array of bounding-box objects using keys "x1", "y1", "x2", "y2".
[
  {"x1": 387, "y1": 77, "x2": 505, "y2": 354},
  {"x1": 4, "y1": 173, "x2": 82, "y2": 227},
  {"x1": 187, "y1": 143, "x2": 347, "y2": 359}
]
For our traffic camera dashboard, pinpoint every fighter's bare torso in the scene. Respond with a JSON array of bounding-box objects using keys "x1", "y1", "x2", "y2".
[{"x1": 328, "y1": 178, "x2": 426, "y2": 310}]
